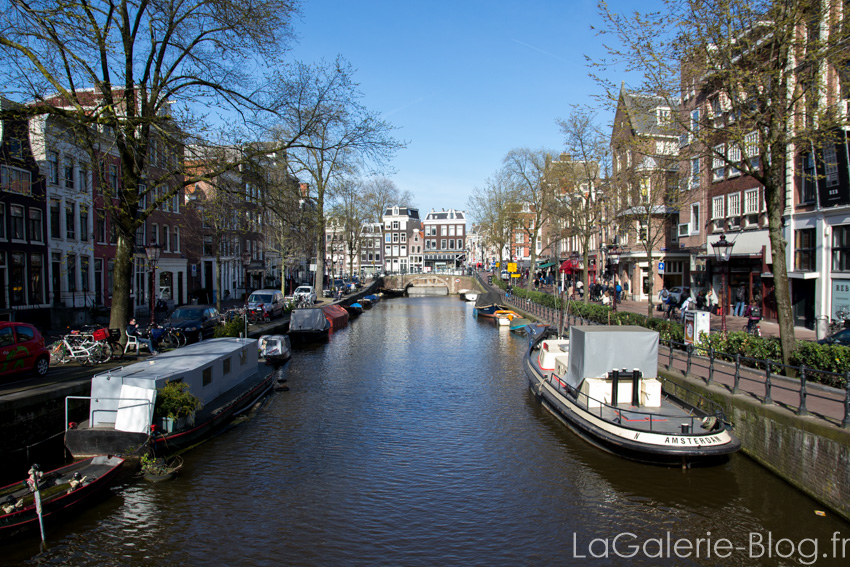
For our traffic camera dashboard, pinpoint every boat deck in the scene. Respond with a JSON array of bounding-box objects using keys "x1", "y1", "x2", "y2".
[{"x1": 543, "y1": 376, "x2": 711, "y2": 436}]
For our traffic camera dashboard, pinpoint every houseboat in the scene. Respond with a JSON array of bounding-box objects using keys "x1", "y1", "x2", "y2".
[
  {"x1": 64, "y1": 338, "x2": 274, "y2": 459},
  {"x1": 524, "y1": 326, "x2": 741, "y2": 467}
]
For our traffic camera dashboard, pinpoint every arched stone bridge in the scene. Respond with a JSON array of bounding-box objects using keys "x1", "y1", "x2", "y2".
[{"x1": 380, "y1": 275, "x2": 475, "y2": 295}]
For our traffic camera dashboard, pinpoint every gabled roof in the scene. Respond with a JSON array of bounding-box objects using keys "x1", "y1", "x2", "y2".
[{"x1": 618, "y1": 84, "x2": 677, "y2": 138}]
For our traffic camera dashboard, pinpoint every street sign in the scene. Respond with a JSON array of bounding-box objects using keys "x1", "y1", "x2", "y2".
[
  {"x1": 508, "y1": 262, "x2": 517, "y2": 273},
  {"x1": 658, "y1": 261, "x2": 665, "y2": 274}
]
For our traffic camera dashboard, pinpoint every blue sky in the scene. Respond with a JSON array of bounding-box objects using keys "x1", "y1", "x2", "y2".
[{"x1": 288, "y1": 0, "x2": 635, "y2": 218}]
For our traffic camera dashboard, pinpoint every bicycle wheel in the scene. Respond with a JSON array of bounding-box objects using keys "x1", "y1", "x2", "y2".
[
  {"x1": 79, "y1": 352, "x2": 95, "y2": 366},
  {"x1": 159, "y1": 332, "x2": 178, "y2": 351},
  {"x1": 90, "y1": 343, "x2": 111, "y2": 364}
]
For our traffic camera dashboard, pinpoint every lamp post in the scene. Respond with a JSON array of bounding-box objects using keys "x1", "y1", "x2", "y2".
[
  {"x1": 607, "y1": 244, "x2": 621, "y2": 312},
  {"x1": 711, "y1": 233, "x2": 735, "y2": 333},
  {"x1": 144, "y1": 240, "x2": 161, "y2": 326},
  {"x1": 241, "y1": 249, "x2": 252, "y2": 301}
]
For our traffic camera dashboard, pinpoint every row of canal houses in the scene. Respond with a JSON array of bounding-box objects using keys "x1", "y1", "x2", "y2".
[{"x1": 0, "y1": 95, "x2": 277, "y2": 330}]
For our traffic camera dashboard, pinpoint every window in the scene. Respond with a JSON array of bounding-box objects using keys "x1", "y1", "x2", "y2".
[
  {"x1": 449, "y1": 225, "x2": 455, "y2": 237},
  {"x1": 223, "y1": 357, "x2": 231, "y2": 375},
  {"x1": 163, "y1": 225, "x2": 170, "y2": 252},
  {"x1": 66, "y1": 204, "x2": 75, "y2": 239},
  {"x1": 441, "y1": 225, "x2": 447, "y2": 236},
  {"x1": 29, "y1": 253, "x2": 44, "y2": 304},
  {"x1": 457, "y1": 239, "x2": 463, "y2": 250},
  {"x1": 203, "y1": 367, "x2": 212, "y2": 386},
  {"x1": 385, "y1": 234, "x2": 391, "y2": 244},
  {"x1": 690, "y1": 109, "x2": 700, "y2": 133},
  {"x1": 67, "y1": 253, "x2": 76, "y2": 292},
  {"x1": 728, "y1": 144, "x2": 741, "y2": 177},
  {"x1": 9, "y1": 138, "x2": 22, "y2": 160},
  {"x1": 0, "y1": 204, "x2": 5, "y2": 239},
  {"x1": 50, "y1": 200, "x2": 61, "y2": 238},
  {"x1": 440, "y1": 239, "x2": 447, "y2": 249},
  {"x1": 691, "y1": 203, "x2": 701, "y2": 234},
  {"x1": 691, "y1": 158, "x2": 700, "y2": 189},
  {"x1": 833, "y1": 226, "x2": 850, "y2": 272},
  {"x1": 745, "y1": 131, "x2": 760, "y2": 170},
  {"x1": 10, "y1": 206, "x2": 25, "y2": 240},
  {"x1": 744, "y1": 188, "x2": 760, "y2": 214},
  {"x1": 109, "y1": 164, "x2": 119, "y2": 192},
  {"x1": 795, "y1": 228, "x2": 816, "y2": 271},
  {"x1": 28, "y1": 209, "x2": 43, "y2": 242},
  {"x1": 174, "y1": 226, "x2": 180, "y2": 252},
  {"x1": 392, "y1": 233, "x2": 399, "y2": 243},
  {"x1": 97, "y1": 215, "x2": 106, "y2": 243},
  {"x1": 400, "y1": 233, "x2": 406, "y2": 243},
  {"x1": 802, "y1": 153, "x2": 817, "y2": 203},
  {"x1": 79, "y1": 207, "x2": 89, "y2": 241},
  {"x1": 78, "y1": 164, "x2": 89, "y2": 193},
  {"x1": 712, "y1": 196, "x2": 725, "y2": 220},
  {"x1": 712, "y1": 145, "x2": 725, "y2": 181},
  {"x1": 728, "y1": 192, "x2": 741, "y2": 217},
  {"x1": 1, "y1": 166, "x2": 32, "y2": 195},
  {"x1": 392, "y1": 221, "x2": 399, "y2": 230},
  {"x1": 457, "y1": 225, "x2": 464, "y2": 236},
  {"x1": 63, "y1": 157, "x2": 74, "y2": 189},
  {"x1": 152, "y1": 223, "x2": 159, "y2": 244},
  {"x1": 48, "y1": 151, "x2": 59, "y2": 184}
]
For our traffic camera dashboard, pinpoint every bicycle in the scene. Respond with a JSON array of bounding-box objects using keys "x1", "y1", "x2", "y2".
[
  {"x1": 742, "y1": 322, "x2": 762, "y2": 337},
  {"x1": 51, "y1": 334, "x2": 108, "y2": 365},
  {"x1": 828, "y1": 308, "x2": 850, "y2": 335},
  {"x1": 154, "y1": 326, "x2": 186, "y2": 350}
]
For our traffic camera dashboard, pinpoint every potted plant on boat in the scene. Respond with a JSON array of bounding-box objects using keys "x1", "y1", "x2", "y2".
[
  {"x1": 140, "y1": 452, "x2": 184, "y2": 482},
  {"x1": 153, "y1": 381, "x2": 203, "y2": 433}
]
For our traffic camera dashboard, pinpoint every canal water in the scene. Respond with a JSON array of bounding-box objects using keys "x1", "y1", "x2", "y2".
[{"x1": 5, "y1": 296, "x2": 850, "y2": 566}]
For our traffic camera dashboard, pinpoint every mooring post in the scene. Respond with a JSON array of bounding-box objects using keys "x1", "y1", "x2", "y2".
[
  {"x1": 732, "y1": 354, "x2": 741, "y2": 394},
  {"x1": 707, "y1": 347, "x2": 715, "y2": 385},
  {"x1": 764, "y1": 362, "x2": 774, "y2": 405},
  {"x1": 842, "y1": 372, "x2": 850, "y2": 429},
  {"x1": 797, "y1": 365, "x2": 808, "y2": 417}
]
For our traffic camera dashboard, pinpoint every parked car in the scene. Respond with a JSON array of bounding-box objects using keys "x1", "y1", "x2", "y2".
[
  {"x1": 247, "y1": 289, "x2": 286, "y2": 320},
  {"x1": 667, "y1": 286, "x2": 692, "y2": 306},
  {"x1": 293, "y1": 286, "x2": 317, "y2": 305},
  {"x1": 164, "y1": 305, "x2": 220, "y2": 342},
  {"x1": 818, "y1": 328, "x2": 850, "y2": 347},
  {"x1": 0, "y1": 322, "x2": 50, "y2": 378}
]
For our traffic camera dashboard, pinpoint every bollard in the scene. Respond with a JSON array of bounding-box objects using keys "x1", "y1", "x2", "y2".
[
  {"x1": 685, "y1": 344, "x2": 693, "y2": 377},
  {"x1": 707, "y1": 347, "x2": 715, "y2": 385},
  {"x1": 843, "y1": 372, "x2": 850, "y2": 429},
  {"x1": 733, "y1": 354, "x2": 741, "y2": 394},
  {"x1": 764, "y1": 362, "x2": 774, "y2": 405},
  {"x1": 667, "y1": 340, "x2": 674, "y2": 370},
  {"x1": 797, "y1": 365, "x2": 808, "y2": 416}
]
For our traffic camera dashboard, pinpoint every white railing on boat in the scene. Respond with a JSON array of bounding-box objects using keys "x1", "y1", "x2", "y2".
[
  {"x1": 545, "y1": 376, "x2": 722, "y2": 434},
  {"x1": 65, "y1": 395, "x2": 154, "y2": 432}
]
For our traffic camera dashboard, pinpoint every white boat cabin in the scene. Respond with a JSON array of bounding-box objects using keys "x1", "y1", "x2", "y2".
[
  {"x1": 537, "y1": 338, "x2": 570, "y2": 372},
  {"x1": 550, "y1": 326, "x2": 662, "y2": 409},
  {"x1": 87, "y1": 338, "x2": 259, "y2": 434}
]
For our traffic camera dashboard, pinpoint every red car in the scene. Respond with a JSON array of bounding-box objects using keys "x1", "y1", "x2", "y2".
[{"x1": 0, "y1": 322, "x2": 50, "y2": 378}]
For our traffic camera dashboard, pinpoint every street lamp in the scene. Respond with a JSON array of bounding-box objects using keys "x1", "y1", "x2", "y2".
[
  {"x1": 607, "y1": 244, "x2": 621, "y2": 312},
  {"x1": 144, "y1": 240, "x2": 161, "y2": 326},
  {"x1": 711, "y1": 233, "x2": 735, "y2": 333},
  {"x1": 241, "y1": 249, "x2": 252, "y2": 301}
]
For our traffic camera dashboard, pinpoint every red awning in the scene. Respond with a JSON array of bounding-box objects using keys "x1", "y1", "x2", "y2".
[{"x1": 559, "y1": 259, "x2": 579, "y2": 274}]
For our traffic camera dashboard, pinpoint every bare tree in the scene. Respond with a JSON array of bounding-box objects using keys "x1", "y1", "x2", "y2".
[
  {"x1": 594, "y1": 0, "x2": 850, "y2": 363},
  {"x1": 552, "y1": 107, "x2": 608, "y2": 302},
  {"x1": 467, "y1": 171, "x2": 521, "y2": 267},
  {"x1": 0, "y1": 0, "x2": 299, "y2": 330},
  {"x1": 360, "y1": 176, "x2": 415, "y2": 223},
  {"x1": 273, "y1": 57, "x2": 404, "y2": 292},
  {"x1": 502, "y1": 148, "x2": 555, "y2": 290}
]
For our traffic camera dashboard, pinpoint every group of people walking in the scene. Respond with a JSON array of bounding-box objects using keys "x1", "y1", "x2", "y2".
[{"x1": 658, "y1": 284, "x2": 762, "y2": 333}]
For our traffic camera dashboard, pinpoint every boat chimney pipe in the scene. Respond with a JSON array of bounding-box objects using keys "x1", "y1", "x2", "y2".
[
  {"x1": 632, "y1": 369, "x2": 641, "y2": 406},
  {"x1": 609, "y1": 369, "x2": 619, "y2": 405}
]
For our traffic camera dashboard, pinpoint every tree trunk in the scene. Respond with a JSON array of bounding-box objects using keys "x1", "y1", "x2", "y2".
[
  {"x1": 215, "y1": 251, "x2": 222, "y2": 313},
  {"x1": 108, "y1": 235, "x2": 136, "y2": 332},
  {"x1": 766, "y1": 198, "x2": 795, "y2": 367}
]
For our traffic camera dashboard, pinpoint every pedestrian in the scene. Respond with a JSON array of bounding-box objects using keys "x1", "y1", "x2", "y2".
[
  {"x1": 666, "y1": 293, "x2": 675, "y2": 319},
  {"x1": 745, "y1": 300, "x2": 762, "y2": 333},
  {"x1": 126, "y1": 318, "x2": 158, "y2": 355},
  {"x1": 735, "y1": 284, "x2": 747, "y2": 317},
  {"x1": 658, "y1": 286, "x2": 669, "y2": 312},
  {"x1": 680, "y1": 295, "x2": 693, "y2": 324},
  {"x1": 615, "y1": 282, "x2": 622, "y2": 303},
  {"x1": 705, "y1": 290, "x2": 715, "y2": 312}
]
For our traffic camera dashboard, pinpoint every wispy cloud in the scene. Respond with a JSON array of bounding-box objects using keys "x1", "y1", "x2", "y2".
[
  {"x1": 511, "y1": 39, "x2": 569, "y2": 63},
  {"x1": 385, "y1": 97, "x2": 425, "y2": 117}
]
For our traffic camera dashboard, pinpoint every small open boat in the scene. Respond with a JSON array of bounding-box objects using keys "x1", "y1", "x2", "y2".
[
  {"x1": 463, "y1": 292, "x2": 479, "y2": 302},
  {"x1": 509, "y1": 317, "x2": 531, "y2": 333},
  {"x1": 524, "y1": 325, "x2": 740, "y2": 467},
  {"x1": 344, "y1": 302, "x2": 364, "y2": 316},
  {"x1": 363, "y1": 294, "x2": 380, "y2": 306},
  {"x1": 0, "y1": 456, "x2": 124, "y2": 541},
  {"x1": 289, "y1": 308, "x2": 331, "y2": 343},
  {"x1": 494, "y1": 309, "x2": 521, "y2": 326},
  {"x1": 259, "y1": 334, "x2": 292, "y2": 364},
  {"x1": 473, "y1": 291, "x2": 507, "y2": 318}
]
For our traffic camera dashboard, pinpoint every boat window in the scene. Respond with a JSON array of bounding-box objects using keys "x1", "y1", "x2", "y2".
[
  {"x1": 240, "y1": 348, "x2": 247, "y2": 365},
  {"x1": 202, "y1": 367, "x2": 212, "y2": 386},
  {"x1": 223, "y1": 357, "x2": 231, "y2": 375}
]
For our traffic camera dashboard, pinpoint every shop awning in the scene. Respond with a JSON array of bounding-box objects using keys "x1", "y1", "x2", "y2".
[
  {"x1": 559, "y1": 259, "x2": 580, "y2": 274},
  {"x1": 538, "y1": 262, "x2": 555, "y2": 269}
]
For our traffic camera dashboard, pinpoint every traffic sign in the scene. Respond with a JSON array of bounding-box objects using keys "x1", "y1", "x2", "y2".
[{"x1": 658, "y1": 261, "x2": 665, "y2": 273}]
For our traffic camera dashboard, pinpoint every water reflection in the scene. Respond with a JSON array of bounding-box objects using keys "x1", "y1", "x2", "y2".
[{"x1": 5, "y1": 296, "x2": 849, "y2": 566}]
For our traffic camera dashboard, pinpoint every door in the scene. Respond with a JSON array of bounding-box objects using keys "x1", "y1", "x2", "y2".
[{"x1": 792, "y1": 279, "x2": 815, "y2": 329}]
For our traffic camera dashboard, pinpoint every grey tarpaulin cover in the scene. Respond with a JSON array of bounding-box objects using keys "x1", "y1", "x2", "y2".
[
  {"x1": 566, "y1": 326, "x2": 659, "y2": 389},
  {"x1": 289, "y1": 308, "x2": 330, "y2": 332}
]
